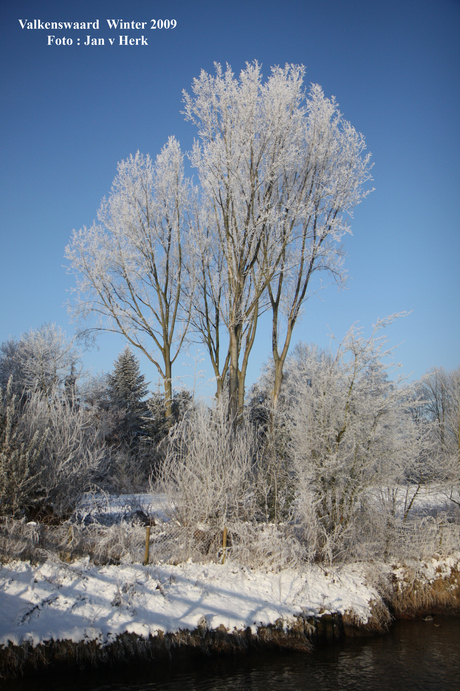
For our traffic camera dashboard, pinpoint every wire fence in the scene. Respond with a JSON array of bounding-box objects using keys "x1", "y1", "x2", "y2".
[
  {"x1": 1, "y1": 511, "x2": 459, "y2": 568},
  {"x1": 390, "y1": 517, "x2": 460, "y2": 561}
]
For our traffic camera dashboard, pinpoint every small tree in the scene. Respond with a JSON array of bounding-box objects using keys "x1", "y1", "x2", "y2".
[{"x1": 107, "y1": 346, "x2": 149, "y2": 450}]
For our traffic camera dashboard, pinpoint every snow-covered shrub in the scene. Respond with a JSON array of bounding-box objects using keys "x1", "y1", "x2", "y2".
[
  {"x1": 226, "y1": 521, "x2": 305, "y2": 568},
  {"x1": 21, "y1": 387, "x2": 107, "y2": 520},
  {"x1": 281, "y1": 318, "x2": 435, "y2": 562},
  {"x1": 87, "y1": 522, "x2": 147, "y2": 564},
  {"x1": 156, "y1": 401, "x2": 257, "y2": 528},
  {"x1": 0, "y1": 516, "x2": 42, "y2": 563},
  {"x1": 0, "y1": 377, "x2": 47, "y2": 517},
  {"x1": 0, "y1": 378, "x2": 107, "y2": 520}
]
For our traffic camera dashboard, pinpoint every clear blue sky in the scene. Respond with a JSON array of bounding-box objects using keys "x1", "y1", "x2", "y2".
[{"x1": 1, "y1": 0, "x2": 459, "y2": 396}]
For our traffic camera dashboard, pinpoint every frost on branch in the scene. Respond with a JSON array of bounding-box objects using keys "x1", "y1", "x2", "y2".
[
  {"x1": 66, "y1": 139, "x2": 194, "y2": 418},
  {"x1": 157, "y1": 400, "x2": 257, "y2": 528},
  {"x1": 0, "y1": 378, "x2": 106, "y2": 520},
  {"x1": 183, "y1": 62, "x2": 373, "y2": 414}
]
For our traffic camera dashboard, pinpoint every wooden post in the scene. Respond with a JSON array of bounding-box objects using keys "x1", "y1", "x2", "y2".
[
  {"x1": 144, "y1": 525, "x2": 151, "y2": 565},
  {"x1": 222, "y1": 526, "x2": 227, "y2": 564}
]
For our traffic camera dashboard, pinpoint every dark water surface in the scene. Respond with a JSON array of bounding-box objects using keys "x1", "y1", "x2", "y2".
[{"x1": 4, "y1": 618, "x2": 460, "y2": 691}]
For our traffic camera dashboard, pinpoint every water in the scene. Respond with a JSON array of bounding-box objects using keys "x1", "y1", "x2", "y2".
[{"x1": 4, "y1": 618, "x2": 460, "y2": 691}]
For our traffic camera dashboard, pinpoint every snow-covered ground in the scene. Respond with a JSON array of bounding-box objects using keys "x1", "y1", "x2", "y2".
[
  {"x1": 0, "y1": 558, "x2": 379, "y2": 649},
  {"x1": 73, "y1": 485, "x2": 460, "y2": 526},
  {"x1": 73, "y1": 492, "x2": 171, "y2": 525}
]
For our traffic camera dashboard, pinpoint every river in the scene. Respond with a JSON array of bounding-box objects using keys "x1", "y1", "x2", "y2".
[{"x1": 3, "y1": 617, "x2": 460, "y2": 691}]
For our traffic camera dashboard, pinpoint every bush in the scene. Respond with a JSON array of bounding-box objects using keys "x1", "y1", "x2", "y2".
[
  {"x1": 0, "y1": 377, "x2": 107, "y2": 521},
  {"x1": 0, "y1": 377, "x2": 47, "y2": 517},
  {"x1": 156, "y1": 401, "x2": 257, "y2": 528},
  {"x1": 285, "y1": 322, "x2": 435, "y2": 562}
]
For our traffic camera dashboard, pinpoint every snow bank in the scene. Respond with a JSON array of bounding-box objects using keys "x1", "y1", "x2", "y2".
[{"x1": 0, "y1": 559, "x2": 378, "y2": 649}]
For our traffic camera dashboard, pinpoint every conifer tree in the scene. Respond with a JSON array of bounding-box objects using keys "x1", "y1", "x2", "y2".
[{"x1": 107, "y1": 347, "x2": 149, "y2": 449}]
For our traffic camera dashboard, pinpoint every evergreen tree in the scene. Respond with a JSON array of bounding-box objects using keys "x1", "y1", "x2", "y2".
[{"x1": 107, "y1": 347, "x2": 149, "y2": 449}]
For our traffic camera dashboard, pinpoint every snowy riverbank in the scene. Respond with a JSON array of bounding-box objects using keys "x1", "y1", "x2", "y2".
[
  {"x1": 1, "y1": 484, "x2": 459, "y2": 678},
  {"x1": 0, "y1": 558, "x2": 379, "y2": 649},
  {"x1": 1, "y1": 552, "x2": 459, "y2": 678}
]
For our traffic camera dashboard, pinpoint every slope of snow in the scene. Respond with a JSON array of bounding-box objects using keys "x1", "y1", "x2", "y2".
[{"x1": 0, "y1": 559, "x2": 378, "y2": 648}]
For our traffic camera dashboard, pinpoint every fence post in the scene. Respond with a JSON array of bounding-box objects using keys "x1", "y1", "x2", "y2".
[
  {"x1": 144, "y1": 525, "x2": 151, "y2": 565},
  {"x1": 222, "y1": 526, "x2": 227, "y2": 564}
]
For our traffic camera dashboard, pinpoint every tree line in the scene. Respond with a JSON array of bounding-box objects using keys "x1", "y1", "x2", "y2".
[
  {"x1": 0, "y1": 324, "x2": 188, "y2": 521},
  {"x1": 1, "y1": 320, "x2": 458, "y2": 563}
]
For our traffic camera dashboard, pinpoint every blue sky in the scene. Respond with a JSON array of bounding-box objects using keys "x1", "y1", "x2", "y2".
[{"x1": 1, "y1": 0, "x2": 459, "y2": 396}]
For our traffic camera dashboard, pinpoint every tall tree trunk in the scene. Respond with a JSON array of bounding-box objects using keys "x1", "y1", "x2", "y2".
[
  {"x1": 163, "y1": 348, "x2": 173, "y2": 419},
  {"x1": 228, "y1": 326, "x2": 240, "y2": 425},
  {"x1": 238, "y1": 302, "x2": 259, "y2": 415},
  {"x1": 270, "y1": 292, "x2": 295, "y2": 410}
]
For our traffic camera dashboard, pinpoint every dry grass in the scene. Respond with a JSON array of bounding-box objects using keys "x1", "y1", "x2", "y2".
[
  {"x1": 389, "y1": 564, "x2": 460, "y2": 617},
  {"x1": 0, "y1": 620, "x2": 316, "y2": 679},
  {"x1": 342, "y1": 598, "x2": 393, "y2": 636}
]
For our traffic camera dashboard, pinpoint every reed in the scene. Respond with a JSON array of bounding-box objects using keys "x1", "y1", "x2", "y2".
[{"x1": 389, "y1": 564, "x2": 460, "y2": 617}]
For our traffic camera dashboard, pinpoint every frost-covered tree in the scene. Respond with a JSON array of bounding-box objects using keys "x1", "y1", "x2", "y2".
[
  {"x1": 184, "y1": 62, "x2": 372, "y2": 417},
  {"x1": 78, "y1": 373, "x2": 114, "y2": 441},
  {"x1": 249, "y1": 316, "x2": 435, "y2": 561},
  {"x1": 108, "y1": 346, "x2": 148, "y2": 411},
  {"x1": 0, "y1": 324, "x2": 81, "y2": 398},
  {"x1": 66, "y1": 138, "x2": 194, "y2": 418},
  {"x1": 417, "y1": 367, "x2": 460, "y2": 502},
  {"x1": 184, "y1": 62, "x2": 312, "y2": 418},
  {"x1": 0, "y1": 340, "x2": 23, "y2": 392},
  {"x1": 67, "y1": 62, "x2": 372, "y2": 422},
  {"x1": 419, "y1": 367, "x2": 460, "y2": 460},
  {"x1": 267, "y1": 84, "x2": 373, "y2": 408},
  {"x1": 284, "y1": 317, "x2": 432, "y2": 561}
]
